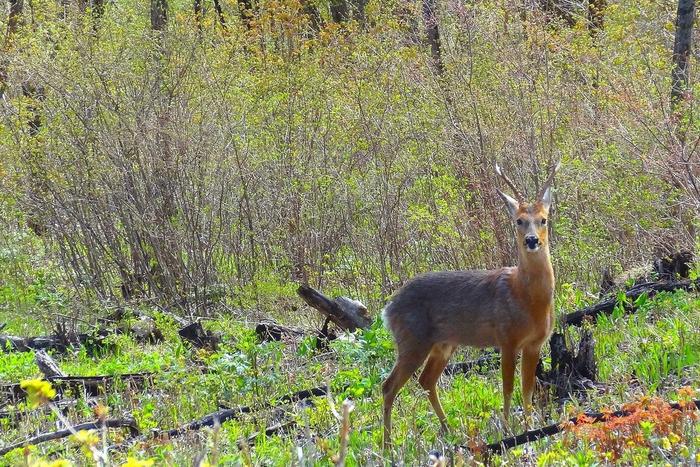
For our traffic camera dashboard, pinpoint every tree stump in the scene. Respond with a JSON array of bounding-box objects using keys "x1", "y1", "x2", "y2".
[{"x1": 539, "y1": 330, "x2": 598, "y2": 402}]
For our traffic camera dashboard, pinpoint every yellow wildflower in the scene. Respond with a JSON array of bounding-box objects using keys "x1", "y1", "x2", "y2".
[
  {"x1": 121, "y1": 458, "x2": 155, "y2": 467},
  {"x1": 70, "y1": 429, "x2": 99, "y2": 449},
  {"x1": 20, "y1": 379, "x2": 56, "y2": 408},
  {"x1": 93, "y1": 403, "x2": 109, "y2": 421},
  {"x1": 660, "y1": 437, "x2": 671, "y2": 450},
  {"x1": 668, "y1": 432, "x2": 681, "y2": 444}
]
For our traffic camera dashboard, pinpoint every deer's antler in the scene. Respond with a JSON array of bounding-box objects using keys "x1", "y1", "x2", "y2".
[
  {"x1": 495, "y1": 164, "x2": 524, "y2": 201},
  {"x1": 537, "y1": 160, "x2": 561, "y2": 199}
]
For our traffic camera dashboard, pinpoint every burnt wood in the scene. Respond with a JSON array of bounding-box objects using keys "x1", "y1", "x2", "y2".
[
  {"x1": 443, "y1": 351, "x2": 500, "y2": 376},
  {"x1": 255, "y1": 321, "x2": 304, "y2": 342},
  {"x1": 0, "y1": 417, "x2": 140, "y2": 456},
  {"x1": 564, "y1": 279, "x2": 700, "y2": 326},
  {"x1": 35, "y1": 350, "x2": 66, "y2": 379},
  {"x1": 1, "y1": 373, "x2": 154, "y2": 404},
  {"x1": 473, "y1": 399, "x2": 700, "y2": 454},
  {"x1": 297, "y1": 285, "x2": 371, "y2": 332},
  {"x1": 178, "y1": 321, "x2": 220, "y2": 350},
  {"x1": 0, "y1": 330, "x2": 110, "y2": 353}
]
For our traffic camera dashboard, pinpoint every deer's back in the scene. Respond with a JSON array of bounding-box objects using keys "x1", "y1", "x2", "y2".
[{"x1": 383, "y1": 269, "x2": 528, "y2": 349}]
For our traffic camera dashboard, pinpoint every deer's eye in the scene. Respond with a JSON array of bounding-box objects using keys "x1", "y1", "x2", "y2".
[
  {"x1": 541, "y1": 218, "x2": 547, "y2": 225},
  {"x1": 516, "y1": 219, "x2": 523, "y2": 225}
]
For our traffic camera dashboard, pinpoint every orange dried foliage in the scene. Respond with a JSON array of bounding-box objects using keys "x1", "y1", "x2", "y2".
[{"x1": 564, "y1": 392, "x2": 698, "y2": 460}]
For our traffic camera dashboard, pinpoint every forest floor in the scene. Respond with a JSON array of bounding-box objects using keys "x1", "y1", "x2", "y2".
[{"x1": 2, "y1": 279, "x2": 700, "y2": 465}]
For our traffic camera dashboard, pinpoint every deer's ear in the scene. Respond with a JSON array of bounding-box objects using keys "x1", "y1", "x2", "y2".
[
  {"x1": 497, "y1": 190, "x2": 519, "y2": 218},
  {"x1": 541, "y1": 186, "x2": 553, "y2": 212}
]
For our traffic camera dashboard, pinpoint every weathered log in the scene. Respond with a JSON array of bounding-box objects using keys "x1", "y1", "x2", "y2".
[
  {"x1": 113, "y1": 384, "x2": 332, "y2": 451},
  {"x1": 0, "y1": 398, "x2": 98, "y2": 427},
  {"x1": 35, "y1": 350, "x2": 66, "y2": 379},
  {"x1": 297, "y1": 285, "x2": 371, "y2": 332},
  {"x1": 0, "y1": 417, "x2": 140, "y2": 456},
  {"x1": 654, "y1": 250, "x2": 693, "y2": 280},
  {"x1": 443, "y1": 351, "x2": 500, "y2": 376},
  {"x1": 178, "y1": 322, "x2": 220, "y2": 350},
  {"x1": 255, "y1": 321, "x2": 304, "y2": 343},
  {"x1": 1, "y1": 373, "x2": 154, "y2": 404},
  {"x1": 0, "y1": 330, "x2": 110, "y2": 353},
  {"x1": 564, "y1": 279, "x2": 700, "y2": 326},
  {"x1": 100, "y1": 309, "x2": 164, "y2": 344}
]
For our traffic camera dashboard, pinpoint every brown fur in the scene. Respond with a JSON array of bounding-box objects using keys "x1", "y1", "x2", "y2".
[{"x1": 381, "y1": 185, "x2": 556, "y2": 450}]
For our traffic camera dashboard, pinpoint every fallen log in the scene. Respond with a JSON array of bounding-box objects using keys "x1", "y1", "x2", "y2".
[
  {"x1": 474, "y1": 398, "x2": 700, "y2": 455},
  {"x1": 255, "y1": 321, "x2": 305, "y2": 343},
  {"x1": 443, "y1": 351, "x2": 500, "y2": 376},
  {"x1": 0, "y1": 330, "x2": 111, "y2": 353},
  {"x1": 564, "y1": 279, "x2": 699, "y2": 326},
  {"x1": 0, "y1": 311, "x2": 166, "y2": 354},
  {"x1": 275, "y1": 385, "x2": 330, "y2": 405},
  {"x1": 0, "y1": 398, "x2": 98, "y2": 427},
  {"x1": 245, "y1": 420, "x2": 297, "y2": 444},
  {"x1": 1, "y1": 373, "x2": 154, "y2": 404},
  {"x1": 178, "y1": 322, "x2": 220, "y2": 350},
  {"x1": 0, "y1": 417, "x2": 140, "y2": 456},
  {"x1": 35, "y1": 350, "x2": 66, "y2": 379},
  {"x1": 100, "y1": 309, "x2": 164, "y2": 344},
  {"x1": 113, "y1": 385, "x2": 332, "y2": 449},
  {"x1": 297, "y1": 285, "x2": 372, "y2": 332}
]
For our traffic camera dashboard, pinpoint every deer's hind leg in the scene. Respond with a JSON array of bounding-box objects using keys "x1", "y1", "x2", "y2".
[
  {"x1": 382, "y1": 341, "x2": 431, "y2": 450},
  {"x1": 418, "y1": 343, "x2": 456, "y2": 434}
]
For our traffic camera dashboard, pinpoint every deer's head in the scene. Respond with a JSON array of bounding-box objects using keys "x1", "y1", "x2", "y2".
[{"x1": 496, "y1": 162, "x2": 560, "y2": 254}]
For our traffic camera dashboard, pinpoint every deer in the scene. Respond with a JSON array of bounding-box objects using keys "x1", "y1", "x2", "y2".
[{"x1": 381, "y1": 162, "x2": 560, "y2": 450}]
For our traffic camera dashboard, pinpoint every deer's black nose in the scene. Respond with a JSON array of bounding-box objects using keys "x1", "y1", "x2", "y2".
[{"x1": 525, "y1": 236, "x2": 539, "y2": 248}]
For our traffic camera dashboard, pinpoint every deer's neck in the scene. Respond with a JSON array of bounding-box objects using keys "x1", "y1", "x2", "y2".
[{"x1": 513, "y1": 247, "x2": 555, "y2": 315}]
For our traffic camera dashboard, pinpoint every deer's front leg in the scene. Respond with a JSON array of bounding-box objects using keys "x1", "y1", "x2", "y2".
[
  {"x1": 521, "y1": 343, "x2": 541, "y2": 416},
  {"x1": 500, "y1": 346, "x2": 517, "y2": 421}
]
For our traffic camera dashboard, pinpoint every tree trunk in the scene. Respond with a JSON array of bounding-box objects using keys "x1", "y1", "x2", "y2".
[
  {"x1": 238, "y1": 0, "x2": 254, "y2": 30},
  {"x1": 348, "y1": 0, "x2": 367, "y2": 25},
  {"x1": 587, "y1": 0, "x2": 606, "y2": 38},
  {"x1": 151, "y1": 0, "x2": 168, "y2": 31},
  {"x1": 194, "y1": 0, "x2": 203, "y2": 31},
  {"x1": 297, "y1": 285, "x2": 372, "y2": 332},
  {"x1": 330, "y1": 0, "x2": 349, "y2": 22},
  {"x1": 0, "y1": 0, "x2": 23, "y2": 98},
  {"x1": 671, "y1": 0, "x2": 696, "y2": 108},
  {"x1": 213, "y1": 0, "x2": 227, "y2": 29},
  {"x1": 422, "y1": 0, "x2": 443, "y2": 74},
  {"x1": 302, "y1": 0, "x2": 322, "y2": 35}
]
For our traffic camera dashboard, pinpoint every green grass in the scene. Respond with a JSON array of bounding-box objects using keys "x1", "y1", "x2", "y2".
[{"x1": 2, "y1": 286, "x2": 700, "y2": 465}]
